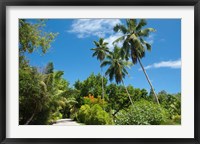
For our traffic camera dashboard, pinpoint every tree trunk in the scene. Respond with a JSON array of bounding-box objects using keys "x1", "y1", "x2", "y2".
[
  {"x1": 112, "y1": 102, "x2": 129, "y2": 116},
  {"x1": 25, "y1": 104, "x2": 37, "y2": 125},
  {"x1": 137, "y1": 57, "x2": 160, "y2": 105},
  {"x1": 101, "y1": 66, "x2": 105, "y2": 110},
  {"x1": 122, "y1": 80, "x2": 134, "y2": 107}
]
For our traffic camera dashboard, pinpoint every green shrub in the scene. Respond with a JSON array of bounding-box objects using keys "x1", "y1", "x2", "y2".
[
  {"x1": 83, "y1": 95, "x2": 108, "y2": 110},
  {"x1": 51, "y1": 111, "x2": 63, "y2": 121},
  {"x1": 115, "y1": 99, "x2": 168, "y2": 125},
  {"x1": 77, "y1": 104, "x2": 113, "y2": 125},
  {"x1": 172, "y1": 115, "x2": 181, "y2": 124},
  {"x1": 70, "y1": 108, "x2": 79, "y2": 121},
  {"x1": 77, "y1": 104, "x2": 90, "y2": 123},
  {"x1": 30, "y1": 108, "x2": 51, "y2": 125},
  {"x1": 70, "y1": 112, "x2": 78, "y2": 121}
]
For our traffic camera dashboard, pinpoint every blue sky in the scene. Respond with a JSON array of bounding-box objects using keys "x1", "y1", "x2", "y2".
[{"x1": 26, "y1": 19, "x2": 181, "y2": 94}]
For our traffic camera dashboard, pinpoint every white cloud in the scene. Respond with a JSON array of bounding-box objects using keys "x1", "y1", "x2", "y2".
[
  {"x1": 104, "y1": 33, "x2": 123, "y2": 50},
  {"x1": 139, "y1": 59, "x2": 181, "y2": 70},
  {"x1": 68, "y1": 19, "x2": 121, "y2": 38}
]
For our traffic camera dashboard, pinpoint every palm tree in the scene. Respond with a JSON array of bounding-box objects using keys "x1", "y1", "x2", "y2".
[
  {"x1": 91, "y1": 38, "x2": 110, "y2": 107},
  {"x1": 101, "y1": 46, "x2": 134, "y2": 107},
  {"x1": 113, "y1": 19, "x2": 159, "y2": 105}
]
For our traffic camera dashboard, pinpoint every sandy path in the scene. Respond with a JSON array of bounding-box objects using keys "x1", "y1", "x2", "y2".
[{"x1": 52, "y1": 119, "x2": 80, "y2": 126}]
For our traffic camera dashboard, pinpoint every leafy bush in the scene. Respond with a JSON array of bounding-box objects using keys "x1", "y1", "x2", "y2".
[
  {"x1": 83, "y1": 94, "x2": 107, "y2": 108},
  {"x1": 158, "y1": 92, "x2": 181, "y2": 119},
  {"x1": 77, "y1": 104, "x2": 113, "y2": 125},
  {"x1": 30, "y1": 108, "x2": 51, "y2": 125},
  {"x1": 77, "y1": 104, "x2": 91, "y2": 123},
  {"x1": 172, "y1": 115, "x2": 181, "y2": 124},
  {"x1": 115, "y1": 100, "x2": 168, "y2": 125},
  {"x1": 70, "y1": 111, "x2": 78, "y2": 121}
]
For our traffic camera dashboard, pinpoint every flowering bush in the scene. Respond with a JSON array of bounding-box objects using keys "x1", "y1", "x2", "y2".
[{"x1": 83, "y1": 94, "x2": 107, "y2": 107}]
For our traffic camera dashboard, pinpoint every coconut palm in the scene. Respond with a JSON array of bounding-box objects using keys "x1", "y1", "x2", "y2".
[
  {"x1": 113, "y1": 19, "x2": 159, "y2": 104},
  {"x1": 101, "y1": 46, "x2": 134, "y2": 107},
  {"x1": 91, "y1": 38, "x2": 110, "y2": 107}
]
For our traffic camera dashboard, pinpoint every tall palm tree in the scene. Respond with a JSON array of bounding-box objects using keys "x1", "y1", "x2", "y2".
[
  {"x1": 91, "y1": 38, "x2": 110, "y2": 107},
  {"x1": 113, "y1": 19, "x2": 160, "y2": 105},
  {"x1": 101, "y1": 46, "x2": 134, "y2": 107}
]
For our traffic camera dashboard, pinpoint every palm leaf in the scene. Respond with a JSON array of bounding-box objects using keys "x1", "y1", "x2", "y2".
[
  {"x1": 112, "y1": 36, "x2": 126, "y2": 44},
  {"x1": 127, "y1": 19, "x2": 137, "y2": 31},
  {"x1": 139, "y1": 38, "x2": 152, "y2": 51},
  {"x1": 92, "y1": 51, "x2": 98, "y2": 57},
  {"x1": 123, "y1": 61, "x2": 133, "y2": 68},
  {"x1": 122, "y1": 67, "x2": 128, "y2": 75},
  {"x1": 93, "y1": 41, "x2": 100, "y2": 47},
  {"x1": 113, "y1": 24, "x2": 128, "y2": 34},
  {"x1": 136, "y1": 19, "x2": 147, "y2": 31},
  {"x1": 138, "y1": 28, "x2": 156, "y2": 37},
  {"x1": 131, "y1": 49, "x2": 138, "y2": 64},
  {"x1": 146, "y1": 43, "x2": 152, "y2": 51},
  {"x1": 129, "y1": 33, "x2": 137, "y2": 40},
  {"x1": 103, "y1": 42, "x2": 109, "y2": 45},
  {"x1": 105, "y1": 67, "x2": 114, "y2": 81},
  {"x1": 101, "y1": 60, "x2": 112, "y2": 67},
  {"x1": 99, "y1": 38, "x2": 104, "y2": 45},
  {"x1": 132, "y1": 37, "x2": 142, "y2": 49},
  {"x1": 121, "y1": 41, "x2": 131, "y2": 60}
]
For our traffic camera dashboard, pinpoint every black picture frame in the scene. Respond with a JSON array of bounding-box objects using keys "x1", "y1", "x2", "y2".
[{"x1": 0, "y1": 0, "x2": 200, "y2": 143}]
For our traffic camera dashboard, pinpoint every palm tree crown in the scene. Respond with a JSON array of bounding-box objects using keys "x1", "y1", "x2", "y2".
[
  {"x1": 91, "y1": 38, "x2": 110, "y2": 62},
  {"x1": 113, "y1": 19, "x2": 155, "y2": 63},
  {"x1": 101, "y1": 46, "x2": 131, "y2": 84}
]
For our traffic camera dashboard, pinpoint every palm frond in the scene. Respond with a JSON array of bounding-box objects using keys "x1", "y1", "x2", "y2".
[
  {"x1": 146, "y1": 43, "x2": 152, "y2": 51},
  {"x1": 132, "y1": 37, "x2": 142, "y2": 50},
  {"x1": 106, "y1": 54, "x2": 113, "y2": 60},
  {"x1": 139, "y1": 38, "x2": 152, "y2": 51},
  {"x1": 54, "y1": 71, "x2": 64, "y2": 79},
  {"x1": 129, "y1": 33, "x2": 137, "y2": 40},
  {"x1": 101, "y1": 60, "x2": 112, "y2": 67},
  {"x1": 105, "y1": 67, "x2": 115, "y2": 82},
  {"x1": 103, "y1": 42, "x2": 109, "y2": 45},
  {"x1": 93, "y1": 41, "x2": 100, "y2": 47},
  {"x1": 92, "y1": 51, "x2": 98, "y2": 57},
  {"x1": 113, "y1": 24, "x2": 128, "y2": 34},
  {"x1": 123, "y1": 61, "x2": 133, "y2": 68},
  {"x1": 131, "y1": 49, "x2": 138, "y2": 64},
  {"x1": 138, "y1": 28, "x2": 156, "y2": 37},
  {"x1": 113, "y1": 36, "x2": 125, "y2": 44},
  {"x1": 136, "y1": 19, "x2": 147, "y2": 31},
  {"x1": 121, "y1": 41, "x2": 131, "y2": 60},
  {"x1": 90, "y1": 48, "x2": 97, "y2": 51},
  {"x1": 127, "y1": 19, "x2": 137, "y2": 32},
  {"x1": 99, "y1": 38, "x2": 104, "y2": 45},
  {"x1": 122, "y1": 67, "x2": 129, "y2": 75}
]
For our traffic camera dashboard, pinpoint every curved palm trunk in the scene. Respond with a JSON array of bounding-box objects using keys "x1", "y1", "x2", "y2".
[
  {"x1": 137, "y1": 58, "x2": 160, "y2": 105},
  {"x1": 25, "y1": 104, "x2": 37, "y2": 125},
  {"x1": 122, "y1": 80, "x2": 134, "y2": 107}
]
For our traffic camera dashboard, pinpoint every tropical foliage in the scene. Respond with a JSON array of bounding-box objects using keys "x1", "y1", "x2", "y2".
[
  {"x1": 19, "y1": 19, "x2": 181, "y2": 125},
  {"x1": 115, "y1": 100, "x2": 168, "y2": 125}
]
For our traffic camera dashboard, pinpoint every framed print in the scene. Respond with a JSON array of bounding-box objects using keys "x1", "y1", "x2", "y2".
[{"x1": 0, "y1": 0, "x2": 200, "y2": 143}]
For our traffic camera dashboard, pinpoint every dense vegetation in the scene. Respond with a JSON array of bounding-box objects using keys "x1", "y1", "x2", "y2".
[{"x1": 19, "y1": 19, "x2": 181, "y2": 125}]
